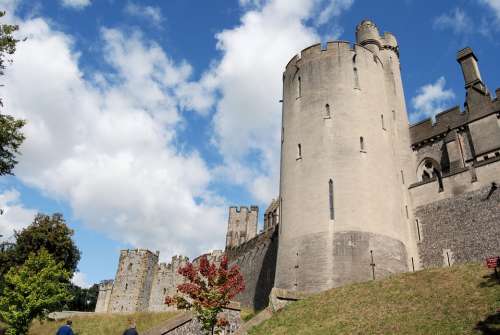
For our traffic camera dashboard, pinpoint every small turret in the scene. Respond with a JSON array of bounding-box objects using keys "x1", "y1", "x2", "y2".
[{"x1": 356, "y1": 20, "x2": 382, "y2": 51}]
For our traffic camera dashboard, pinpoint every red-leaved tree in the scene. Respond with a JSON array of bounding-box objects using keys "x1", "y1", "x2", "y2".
[{"x1": 165, "y1": 255, "x2": 244, "y2": 335}]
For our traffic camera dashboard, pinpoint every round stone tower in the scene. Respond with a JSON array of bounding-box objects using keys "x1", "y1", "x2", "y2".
[{"x1": 275, "y1": 20, "x2": 418, "y2": 293}]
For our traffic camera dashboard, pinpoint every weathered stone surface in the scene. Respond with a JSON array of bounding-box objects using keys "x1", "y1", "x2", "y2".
[
  {"x1": 143, "y1": 307, "x2": 241, "y2": 335},
  {"x1": 226, "y1": 225, "x2": 278, "y2": 311},
  {"x1": 416, "y1": 185, "x2": 500, "y2": 268}
]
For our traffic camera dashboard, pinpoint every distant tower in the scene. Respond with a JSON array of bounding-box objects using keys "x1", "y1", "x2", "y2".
[
  {"x1": 225, "y1": 206, "x2": 258, "y2": 249},
  {"x1": 108, "y1": 249, "x2": 159, "y2": 312},
  {"x1": 264, "y1": 199, "x2": 280, "y2": 231},
  {"x1": 94, "y1": 280, "x2": 114, "y2": 313},
  {"x1": 275, "y1": 20, "x2": 418, "y2": 293}
]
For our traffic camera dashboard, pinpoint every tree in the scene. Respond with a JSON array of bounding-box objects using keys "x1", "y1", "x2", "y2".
[
  {"x1": 0, "y1": 11, "x2": 25, "y2": 176},
  {"x1": 0, "y1": 11, "x2": 19, "y2": 77},
  {"x1": 0, "y1": 249, "x2": 72, "y2": 335},
  {"x1": 165, "y1": 255, "x2": 245, "y2": 335},
  {"x1": 14, "y1": 213, "x2": 81, "y2": 274},
  {"x1": 0, "y1": 114, "x2": 25, "y2": 176},
  {"x1": 66, "y1": 284, "x2": 98, "y2": 312}
]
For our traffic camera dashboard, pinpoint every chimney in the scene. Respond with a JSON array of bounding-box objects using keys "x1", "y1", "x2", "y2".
[{"x1": 457, "y1": 47, "x2": 482, "y2": 88}]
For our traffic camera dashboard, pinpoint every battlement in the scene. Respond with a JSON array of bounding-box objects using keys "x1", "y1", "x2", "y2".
[
  {"x1": 192, "y1": 249, "x2": 224, "y2": 266},
  {"x1": 120, "y1": 249, "x2": 159, "y2": 258},
  {"x1": 284, "y1": 40, "x2": 381, "y2": 72},
  {"x1": 99, "y1": 279, "x2": 114, "y2": 289},
  {"x1": 228, "y1": 206, "x2": 258, "y2": 214},
  {"x1": 410, "y1": 106, "x2": 466, "y2": 146},
  {"x1": 158, "y1": 255, "x2": 189, "y2": 271}
]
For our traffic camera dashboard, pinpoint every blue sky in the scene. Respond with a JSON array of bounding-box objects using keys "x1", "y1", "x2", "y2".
[{"x1": 0, "y1": 0, "x2": 498, "y2": 287}]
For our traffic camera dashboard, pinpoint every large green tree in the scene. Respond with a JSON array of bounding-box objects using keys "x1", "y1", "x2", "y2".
[
  {"x1": 14, "y1": 213, "x2": 81, "y2": 274},
  {"x1": 0, "y1": 10, "x2": 25, "y2": 176},
  {"x1": 0, "y1": 249, "x2": 73, "y2": 335},
  {"x1": 0, "y1": 213, "x2": 81, "y2": 293}
]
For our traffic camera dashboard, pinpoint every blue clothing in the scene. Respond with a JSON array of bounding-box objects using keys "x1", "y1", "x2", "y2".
[{"x1": 56, "y1": 325, "x2": 74, "y2": 335}]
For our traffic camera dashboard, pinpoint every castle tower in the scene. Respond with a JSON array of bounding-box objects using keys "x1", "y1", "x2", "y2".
[
  {"x1": 148, "y1": 255, "x2": 189, "y2": 312},
  {"x1": 275, "y1": 20, "x2": 419, "y2": 293},
  {"x1": 108, "y1": 249, "x2": 159, "y2": 312},
  {"x1": 94, "y1": 280, "x2": 114, "y2": 313},
  {"x1": 225, "y1": 206, "x2": 258, "y2": 249}
]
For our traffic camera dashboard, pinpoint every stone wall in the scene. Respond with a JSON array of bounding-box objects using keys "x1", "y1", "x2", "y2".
[
  {"x1": 416, "y1": 184, "x2": 500, "y2": 268},
  {"x1": 143, "y1": 306, "x2": 241, "y2": 335},
  {"x1": 226, "y1": 225, "x2": 278, "y2": 311},
  {"x1": 149, "y1": 256, "x2": 189, "y2": 312}
]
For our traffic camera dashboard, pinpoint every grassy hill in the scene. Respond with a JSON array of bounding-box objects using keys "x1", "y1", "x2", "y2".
[
  {"x1": 249, "y1": 263, "x2": 500, "y2": 335},
  {"x1": 28, "y1": 311, "x2": 178, "y2": 335}
]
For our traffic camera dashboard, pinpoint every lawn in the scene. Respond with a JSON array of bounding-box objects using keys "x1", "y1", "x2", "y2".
[
  {"x1": 249, "y1": 263, "x2": 500, "y2": 335},
  {"x1": 28, "y1": 311, "x2": 179, "y2": 335}
]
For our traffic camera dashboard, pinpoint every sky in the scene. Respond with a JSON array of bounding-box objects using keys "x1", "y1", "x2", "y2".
[{"x1": 0, "y1": 0, "x2": 498, "y2": 288}]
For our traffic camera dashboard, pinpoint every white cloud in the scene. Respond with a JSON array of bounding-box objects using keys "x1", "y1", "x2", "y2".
[
  {"x1": 1, "y1": 0, "x2": 355, "y2": 264},
  {"x1": 199, "y1": 0, "x2": 353, "y2": 203},
  {"x1": 125, "y1": 2, "x2": 163, "y2": 26},
  {"x1": 0, "y1": 189, "x2": 37, "y2": 239},
  {"x1": 316, "y1": 0, "x2": 354, "y2": 26},
  {"x1": 410, "y1": 77, "x2": 455, "y2": 123},
  {"x1": 71, "y1": 271, "x2": 91, "y2": 288},
  {"x1": 60, "y1": 0, "x2": 91, "y2": 10},
  {"x1": 480, "y1": 0, "x2": 500, "y2": 21},
  {"x1": 3, "y1": 12, "x2": 225, "y2": 260},
  {"x1": 433, "y1": 8, "x2": 472, "y2": 34}
]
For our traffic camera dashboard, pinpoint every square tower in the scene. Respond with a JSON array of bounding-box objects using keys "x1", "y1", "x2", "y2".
[
  {"x1": 108, "y1": 249, "x2": 159, "y2": 313},
  {"x1": 225, "y1": 206, "x2": 258, "y2": 249}
]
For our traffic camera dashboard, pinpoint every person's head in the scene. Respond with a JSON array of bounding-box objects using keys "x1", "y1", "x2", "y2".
[
  {"x1": 66, "y1": 320, "x2": 73, "y2": 327},
  {"x1": 128, "y1": 318, "x2": 136, "y2": 329}
]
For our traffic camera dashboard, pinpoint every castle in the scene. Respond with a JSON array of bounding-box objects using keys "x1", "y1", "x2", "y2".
[{"x1": 95, "y1": 20, "x2": 500, "y2": 313}]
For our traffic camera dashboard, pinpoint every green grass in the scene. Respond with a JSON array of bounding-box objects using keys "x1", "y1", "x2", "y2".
[
  {"x1": 249, "y1": 263, "x2": 500, "y2": 335},
  {"x1": 241, "y1": 308, "x2": 257, "y2": 322},
  {"x1": 28, "y1": 311, "x2": 179, "y2": 335}
]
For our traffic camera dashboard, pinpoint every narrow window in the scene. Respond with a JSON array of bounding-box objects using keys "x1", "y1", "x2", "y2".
[
  {"x1": 400, "y1": 170, "x2": 405, "y2": 184},
  {"x1": 324, "y1": 104, "x2": 331, "y2": 119},
  {"x1": 163, "y1": 288, "x2": 167, "y2": 295},
  {"x1": 353, "y1": 67, "x2": 360, "y2": 89},
  {"x1": 297, "y1": 144, "x2": 302, "y2": 159},
  {"x1": 281, "y1": 127, "x2": 284, "y2": 143},
  {"x1": 360, "y1": 136, "x2": 365, "y2": 152},
  {"x1": 125, "y1": 283, "x2": 128, "y2": 291},
  {"x1": 127, "y1": 263, "x2": 133, "y2": 271},
  {"x1": 416, "y1": 219, "x2": 421, "y2": 241},
  {"x1": 329, "y1": 179, "x2": 335, "y2": 220},
  {"x1": 381, "y1": 114, "x2": 386, "y2": 130},
  {"x1": 405, "y1": 205, "x2": 409, "y2": 219},
  {"x1": 297, "y1": 76, "x2": 302, "y2": 98},
  {"x1": 392, "y1": 110, "x2": 396, "y2": 120},
  {"x1": 353, "y1": 54, "x2": 360, "y2": 89}
]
